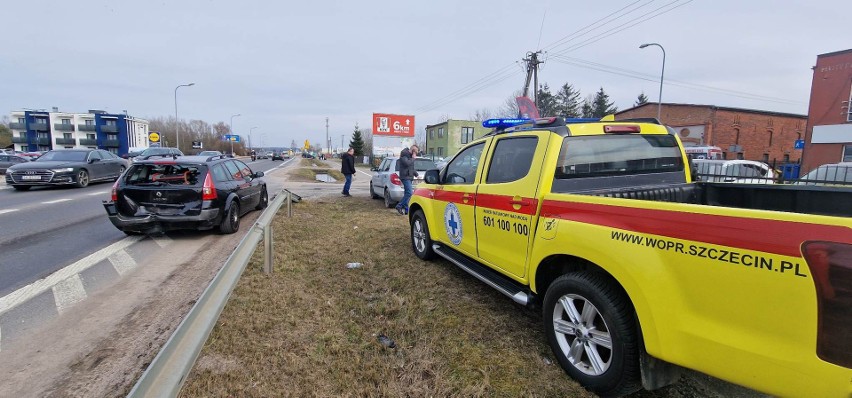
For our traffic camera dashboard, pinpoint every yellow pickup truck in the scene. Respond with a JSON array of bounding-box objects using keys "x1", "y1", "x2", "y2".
[{"x1": 407, "y1": 117, "x2": 852, "y2": 397}]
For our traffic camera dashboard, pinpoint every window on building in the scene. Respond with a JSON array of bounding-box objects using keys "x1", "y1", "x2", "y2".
[
  {"x1": 17, "y1": 117, "x2": 25, "y2": 124},
  {"x1": 762, "y1": 153, "x2": 769, "y2": 163},
  {"x1": 783, "y1": 154, "x2": 790, "y2": 163},
  {"x1": 847, "y1": 80, "x2": 852, "y2": 122},
  {"x1": 85, "y1": 119, "x2": 94, "y2": 125},
  {"x1": 38, "y1": 132, "x2": 49, "y2": 139},
  {"x1": 38, "y1": 145, "x2": 50, "y2": 151},
  {"x1": 105, "y1": 119, "x2": 117, "y2": 126},
  {"x1": 63, "y1": 133, "x2": 72, "y2": 139},
  {"x1": 460, "y1": 127, "x2": 475, "y2": 144},
  {"x1": 438, "y1": 128, "x2": 444, "y2": 138},
  {"x1": 61, "y1": 118, "x2": 71, "y2": 125},
  {"x1": 437, "y1": 147, "x2": 444, "y2": 156},
  {"x1": 844, "y1": 145, "x2": 852, "y2": 162},
  {"x1": 87, "y1": 133, "x2": 96, "y2": 140},
  {"x1": 767, "y1": 131, "x2": 773, "y2": 147},
  {"x1": 736, "y1": 152, "x2": 744, "y2": 160},
  {"x1": 429, "y1": 129, "x2": 434, "y2": 139},
  {"x1": 34, "y1": 118, "x2": 47, "y2": 124}
]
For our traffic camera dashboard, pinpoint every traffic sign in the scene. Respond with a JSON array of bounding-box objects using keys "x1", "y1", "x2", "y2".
[
  {"x1": 192, "y1": 141, "x2": 203, "y2": 149},
  {"x1": 304, "y1": 139, "x2": 310, "y2": 150},
  {"x1": 149, "y1": 132, "x2": 160, "y2": 143},
  {"x1": 223, "y1": 135, "x2": 241, "y2": 142},
  {"x1": 794, "y1": 139, "x2": 804, "y2": 150}
]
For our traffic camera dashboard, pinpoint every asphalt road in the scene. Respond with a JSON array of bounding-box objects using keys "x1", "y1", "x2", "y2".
[{"x1": 0, "y1": 157, "x2": 287, "y2": 297}]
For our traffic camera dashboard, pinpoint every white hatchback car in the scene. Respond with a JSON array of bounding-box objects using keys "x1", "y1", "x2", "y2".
[
  {"x1": 692, "y1": 159, "x2": 777, "y2": 184},
  {"x1": 370, "y1": 157, "x2": 437, "y2": 208}
]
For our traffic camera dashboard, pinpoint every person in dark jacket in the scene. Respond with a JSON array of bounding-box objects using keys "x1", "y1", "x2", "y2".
[
  {"x1": 395, "y1": 144, "x2": 419, "y2": 215},
  {"x1": 340, "y1": 147, "x2": 356, "y2": 197}
]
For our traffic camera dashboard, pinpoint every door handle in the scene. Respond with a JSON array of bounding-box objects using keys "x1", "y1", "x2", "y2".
[
  {"x1": 462, "y1": 193, "x2": 472, "y2": 203},
  {"x1": 509, "y1": 197, "x2": 529, "y2": 206}
]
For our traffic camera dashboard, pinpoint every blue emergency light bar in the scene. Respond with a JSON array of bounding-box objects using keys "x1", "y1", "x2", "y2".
[
  {"x1": 482, "y1": 118, "x2": 533, "y2": 129},
  {"x1": 565, "y1": 118, "x2": 601, "y2": 124}
]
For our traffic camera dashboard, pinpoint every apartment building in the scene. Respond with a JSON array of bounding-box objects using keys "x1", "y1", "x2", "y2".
[{"x1": 9, "y1": 108, "x2": 149, "y2": 155}]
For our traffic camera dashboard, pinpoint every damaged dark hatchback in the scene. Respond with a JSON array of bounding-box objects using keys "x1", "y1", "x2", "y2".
[{"x1": 103, "y1": 155, "x2": 268, "y2": 235}]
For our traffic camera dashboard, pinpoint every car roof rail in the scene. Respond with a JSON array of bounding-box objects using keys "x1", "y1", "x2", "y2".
[
  {"x1": 141, "y1": 153, "x2": 179, "y2": 160},
  {"x1": 206, "y1": 154, "x2": 231, "y2": 162}
]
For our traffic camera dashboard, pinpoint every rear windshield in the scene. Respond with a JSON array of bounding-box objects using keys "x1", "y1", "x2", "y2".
[
  {"x1": 555, "y1": 135, "x2": 683, "y2": 179},
  {"x1": 414, "y1": 159, "x2": 437, "y2": 171},
  {"x1": 125, "y1": 164, "x2": 206, "y2": 186}
]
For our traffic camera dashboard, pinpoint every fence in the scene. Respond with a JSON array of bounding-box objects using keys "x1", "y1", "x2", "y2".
[{"x1": 127, "y1": 189, "x2": 298, "y2": 397}]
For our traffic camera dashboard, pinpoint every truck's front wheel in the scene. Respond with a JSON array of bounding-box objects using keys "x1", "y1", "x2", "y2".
[
  {"x1": 410, "y1": 210, "x2": 435, "y2": 260},
  {"x1": 543, "y1": 272, "x2": 641, "y2": 397}
]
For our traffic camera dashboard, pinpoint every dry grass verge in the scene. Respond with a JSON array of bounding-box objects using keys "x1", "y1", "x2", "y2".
[
  {"x1": 181, "y1": 197, "x2": 594, "y2": 397},
  {"x1": 288, "y1": 167, "x2": 345, "y2": 182}
]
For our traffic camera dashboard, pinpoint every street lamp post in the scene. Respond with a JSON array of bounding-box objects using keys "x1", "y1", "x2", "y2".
[
  {"x1": 229, "y1": 113, "x2": 241, "y2": 155},
  {"x1": 174, "y1": 83, "x2": 195, "y2": 151},
  {"x1": 249, "y1": 126, "x2": 258, "y2": 152},
  {"x1": 639, "y1": 43, "x2": 665, "y2": 122}
]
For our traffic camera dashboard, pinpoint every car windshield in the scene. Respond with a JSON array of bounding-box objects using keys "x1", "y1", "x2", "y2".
[
  {"x1": 125, "y1": 164, "x2": 205, "y2": 186},
  {"x1": 414, "y1": 159, "x2": 437, "y2": 171},
  {"x1": 35, "y1": 151, "x2": 87, "y2": 162},
  {"x1": 199, "y1": 151, "x2": 220, "y2": 156}
]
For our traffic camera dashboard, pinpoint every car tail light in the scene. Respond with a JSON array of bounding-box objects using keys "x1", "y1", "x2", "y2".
[
  {"x1": 111, "y1": 179, "x2": 119, "y2": 201},
  {"x1": 390, "y1": 173, "x2": 402, "y2": 186},
  {"x1": 202, "y1": 172, "x2": 217, "y2": 200},
  {"x1": 604, "y1": 125, "x2": 641, "y2": 134},
  {"x1": 801, "y1": 241, "x2": 852, "y2": 367}
]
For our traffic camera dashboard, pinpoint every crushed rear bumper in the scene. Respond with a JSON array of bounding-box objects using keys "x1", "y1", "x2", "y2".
[{"x1": 103, "y1": 201, "x2": 220, "y2": 234}]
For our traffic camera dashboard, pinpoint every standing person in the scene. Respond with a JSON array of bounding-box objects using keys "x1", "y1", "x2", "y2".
[
  {"x1": 395, "y1": 144, "x2": 419, "y2": 215},
  {"x1": 340, "y1": 147, "x2": 356, "y2": 197}
]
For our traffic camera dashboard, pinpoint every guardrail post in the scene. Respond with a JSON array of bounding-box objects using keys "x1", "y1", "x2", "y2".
[
  {"x1": 287, "y1": 190, "x2": 292, "y2": 217},
  {"x1": 263, "y1": 225, "x2": 273, "y2": 274}
]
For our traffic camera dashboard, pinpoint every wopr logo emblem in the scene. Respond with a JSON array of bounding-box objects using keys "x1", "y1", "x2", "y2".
[{"x1": 444, "y1": 203, "x2": 463, "y2": 246}]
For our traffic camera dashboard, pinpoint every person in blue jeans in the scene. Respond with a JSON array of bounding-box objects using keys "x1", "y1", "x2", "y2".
[
  {"x1": 395, "y1": 144, "x2": 419, "y2": 215},
  {"x1": 340, "y1": 147, "x2": 355, "y2": 197}
]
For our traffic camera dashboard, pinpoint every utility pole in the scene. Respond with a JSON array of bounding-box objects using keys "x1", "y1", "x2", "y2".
[
  {"x1": 521, "y1": 51, "x2": 544, "y2": 110},
  {"x1": 325, "y1": 117, "x2": 329, "y2": 158},
  {"x1": 341, "y1": 134, "x2": 344, "y2": 150}
]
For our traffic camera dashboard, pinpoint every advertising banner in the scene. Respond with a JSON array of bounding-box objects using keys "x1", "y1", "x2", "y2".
[
  {"x1": 674, "y1": 125, "x2": 705, "y2": 147},
  {"x1": 373, "y1": 113, "x2": 415, "y2": 137}
]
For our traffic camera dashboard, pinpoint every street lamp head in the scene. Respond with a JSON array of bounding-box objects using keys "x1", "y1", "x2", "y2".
[
  {"x1": 639, "y1": 43, "x2": 650, "y2": 49},
  {"x1": 187, "y1": 83, "x2": 195, "y2": 87}
]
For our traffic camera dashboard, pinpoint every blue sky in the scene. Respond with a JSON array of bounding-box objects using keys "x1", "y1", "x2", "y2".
[{"x1": 1, "y1": 0, "x2": 848, "y2": 147}]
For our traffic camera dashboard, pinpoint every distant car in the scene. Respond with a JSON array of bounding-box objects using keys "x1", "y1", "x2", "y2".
[
  {"x1": 271, "y1": 152, "x2": 284, "y2": 161},
  {"x1": 5, "y1": 149, "x2": 128, "y2": 191},
  {"x1": 370, "y1": 157, "x2": 437, "y2": 207},
  {"x1": 0, "y1": 154, "x2": 30, "y2": 174},
  {"x1": 135, "y1": 147, "x2": 184, "y2": 161},
  {"x1": 197, "y1": 150, "x2": 223, "y2": 157},
  {"x1": 692, "y1": 159, "x2": 777, "y2": 184},
  {"x1": 795, "y1": 162, "x2": 852, "y2": 186},
  {"x1": 123, "y1": 150, "x2": 144, "y2": 160},
  {"x1": 103, "y1": 155, "x2": 268, "y2": 235}
]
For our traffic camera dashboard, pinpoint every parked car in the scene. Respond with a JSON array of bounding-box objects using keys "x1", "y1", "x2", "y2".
[
  {"x1": 795, "y1": 162, "x2": 852, "y2": 186},
  {"x1": 5, "y1": 149, "x2": 128, "y2": 191},
  {"x1": 0, "y1": 154, "x2": 30, "y2": 174},
  {"x1": 370, "y1": 157, "x2": 437, "y2": 207},
  {"x1": 197, "y1": 150, "x2": 223, "y2": 157},
  {"x1": 692, "y1": 159, "x2": 777, "y2": 184},
  {"x1": 135, "y1": 147, "x2": 184, "y2": 161},
  {"x1": 103, "y1": 155, "x2": 267, "y2": 235}
]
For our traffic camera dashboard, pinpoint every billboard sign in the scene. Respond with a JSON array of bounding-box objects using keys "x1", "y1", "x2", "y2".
[
  {"x1": 674, "y1": 125, "x2": 705, "y2": 147},
  {"x1": 373, "y1": 113, "x2": 415, "y2": 137}
]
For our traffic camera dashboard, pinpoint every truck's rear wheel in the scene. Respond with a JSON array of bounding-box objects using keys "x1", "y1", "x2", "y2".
[
  {"x1": 543, "y1": 272, "x2": 641, "y2": 397},
  {"x1": 410, "y1": 210, "x2": 434, "y2": 260}
]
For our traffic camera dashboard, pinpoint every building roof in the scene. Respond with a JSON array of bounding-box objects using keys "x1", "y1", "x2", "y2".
[
  {"x1": 817, "y1": 48, "x2": 852, "y2": 58},
  {"x1": 616, "y1": 102, "x2": 807, "y2": 119}
]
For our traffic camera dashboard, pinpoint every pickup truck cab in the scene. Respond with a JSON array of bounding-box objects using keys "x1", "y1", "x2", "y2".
[{"x1": 407, "y1": 117, "x2": 852, "y2": 397}]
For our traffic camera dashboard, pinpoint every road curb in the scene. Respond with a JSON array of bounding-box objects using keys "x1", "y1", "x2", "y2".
[{"x1": 0, "y1": 235, "x2": 167, "y2": 352}]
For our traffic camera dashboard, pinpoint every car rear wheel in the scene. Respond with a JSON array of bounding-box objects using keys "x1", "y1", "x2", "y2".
[
  {"x1": 255, "y1": 188, "x2": 268, "y2": 210},
  {"x1": 543, "y1": 272, "x2": 641, "y2": 397},
  {"x1": 76, "y1": 170, "x2": 89, "y2": 188},
  {"x1": 12, "y1": 185, "x2": 31, "y2": 191},
  {"x1": 383, "y1": 188, "x2": 395, "y2": 208},
  {"x1": 219, "y1": 201, "x2": 240, "y2": 234},
  {"x1": 410, "y1": 210, "x2": 435, "y2": 260}
]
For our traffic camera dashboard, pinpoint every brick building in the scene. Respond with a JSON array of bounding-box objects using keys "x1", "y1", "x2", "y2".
[
  {"x1": 800, "y1": 49, "x2": 852, "y2": 173},
  {"x1": 616, "y1": 103, "x2": 807, "y2": 164}
]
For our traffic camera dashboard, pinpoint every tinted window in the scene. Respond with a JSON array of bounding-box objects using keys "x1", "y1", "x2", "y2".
[
  {"x1": 89, "y1": 151, "x2": 103, "y2": 161},
  {"x1": 223, "y1": 161, "x2": 244, "y2": 181},
  {"x1": 36, "y1": 151, "x2": 87, "y2": 162},
  {"x1": 0, "y1": 155, "x2": 7, "y2": 161},
  {"x1": 381, "y1": 159, "x2": 391, "y2": 172},
  {"x1": 211, "y1": 164, "x2": 230, "y2": 182},
  {"x1": 555, "y1": 135, "x2": 683, "y2": 179},
  {"x1": 486, "y1": 137, "x2": 537, "y2": 184},
  {"x1": 126, "y1": 164, "x2": 205, "y2": 186},
  {"x1": 444, "y1": 142, "x2": 485, "y2": 184},
  {"x1": 234, "y1": 160, "x2": 253, "y2": 178}
]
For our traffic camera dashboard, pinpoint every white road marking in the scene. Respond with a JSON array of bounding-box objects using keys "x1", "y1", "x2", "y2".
[
  {"x1": 88, "y1": 191, "x2": 109, "y2": 196},
  {"x1": 0, "y1": 209, "x2": 19, "y2": 215},
  {"x1": 52, "y1": 274, "x2": 88, "y2": 314},
  {"x1": 0, "y1": 235, "x2": 143, "y2": 316},
  {"x1": 42, "y1": 198, "x2": 73, "y2": 204},
  {"x1": 109, "y1": 250, "x2": 137, "y2": 275}
]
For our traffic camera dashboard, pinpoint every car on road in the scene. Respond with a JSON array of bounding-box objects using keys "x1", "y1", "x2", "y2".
[
  {"x1": 0, "y1": 154, "x2": 30, "y2": 174},
  {"x1": 135, "y1": 147, "x2": 184, "y2": 161},
  {"x1": 370, "y1": 157, "x2": 437, "y2": 207},
  {"x1": 271, "y1": 151, "x2": 284, "y2": 161},
  {"x1": 795, "y1": 162, "x2": 852, "y2": 186},
  {"x1": 197, "y1": 150, "x2": 223, "y2": 157},
  {"x1": 5, "y1": 149, "x2": 128, "y2": 191},
  {"x1": 103, "y1": 155, "x2": 268, "y2": 235}
]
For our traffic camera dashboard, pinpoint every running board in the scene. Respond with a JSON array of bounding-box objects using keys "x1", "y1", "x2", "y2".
[{"x1": 432, "y1": 243, "x2": 530, "y2": 306}]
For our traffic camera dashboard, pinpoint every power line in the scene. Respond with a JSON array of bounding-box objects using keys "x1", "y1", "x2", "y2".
[
  {"x1": 542, "y1": 0, "x2": 650, "y2": 52},
  {"x1": 416, "y1": 68, "x2": 521, "y2": 114},
  {"x1": 414, "y1": 64, "x2": 517, "y2": 112}
]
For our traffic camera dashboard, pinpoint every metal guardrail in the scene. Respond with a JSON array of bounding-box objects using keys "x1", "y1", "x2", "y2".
[{"x1": 127, "y1": 189, "x2": 298, "y2": 397}]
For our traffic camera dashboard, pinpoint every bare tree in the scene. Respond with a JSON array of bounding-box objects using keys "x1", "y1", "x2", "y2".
[{"x1": 469, "y1": 108, "x2": 494, "y2": 122}]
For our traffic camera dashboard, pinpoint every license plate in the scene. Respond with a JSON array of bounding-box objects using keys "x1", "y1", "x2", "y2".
[{"x1": 21, "y1": 175, "x2": 41, "y2": 180}]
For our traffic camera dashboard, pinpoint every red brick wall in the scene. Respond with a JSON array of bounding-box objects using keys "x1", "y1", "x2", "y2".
[
  {"x1": 617, "y1": 104, "x2": 806, "y2": 164},
  {"x1": 801, "y1": 50, "x2": 852, "y2": 173}
]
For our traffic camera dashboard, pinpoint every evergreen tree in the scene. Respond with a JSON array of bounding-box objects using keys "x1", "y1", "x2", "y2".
[
  {"x1": 0, "y1": 123, "x2": 11, "y2": 149},
  {"x1": 349, "y1": 123, "x2": 365, "y2": 156},
  {"x1": 634, "y1": 92, "x2": 649, "y2": 107},
  {"x1": 536, "y1": 83, "x2": 559, "y2": 117},
  {"x1": 555, "y1": 83, "x2": 582, "y2": 118},
  {"x1": 581, "y1": 94, "x2": 595, "y2": 118},
  {"x1": 591, "y1": 87, "x2": 618, "y2": 118}
]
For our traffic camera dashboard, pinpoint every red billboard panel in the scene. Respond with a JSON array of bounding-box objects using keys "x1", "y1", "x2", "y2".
[{"x1": 372, "y1": 113, "x2": 415, "y2": 137}]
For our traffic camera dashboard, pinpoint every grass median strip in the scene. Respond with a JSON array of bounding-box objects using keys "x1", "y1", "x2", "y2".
[{"x1": 181, "y1": 197, "x2": 593, "y2": 397}]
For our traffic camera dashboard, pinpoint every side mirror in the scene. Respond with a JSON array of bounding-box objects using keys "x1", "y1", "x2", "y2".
[
  {"x1": 370, "y1": 167, "x2": 379, "y2": 172},
  {"x1": 253, "y1": 171, "x2": 265, "y2": 178},
  {"x1": 424, "y1": 169, "x2": 440, "y2": 184}
]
